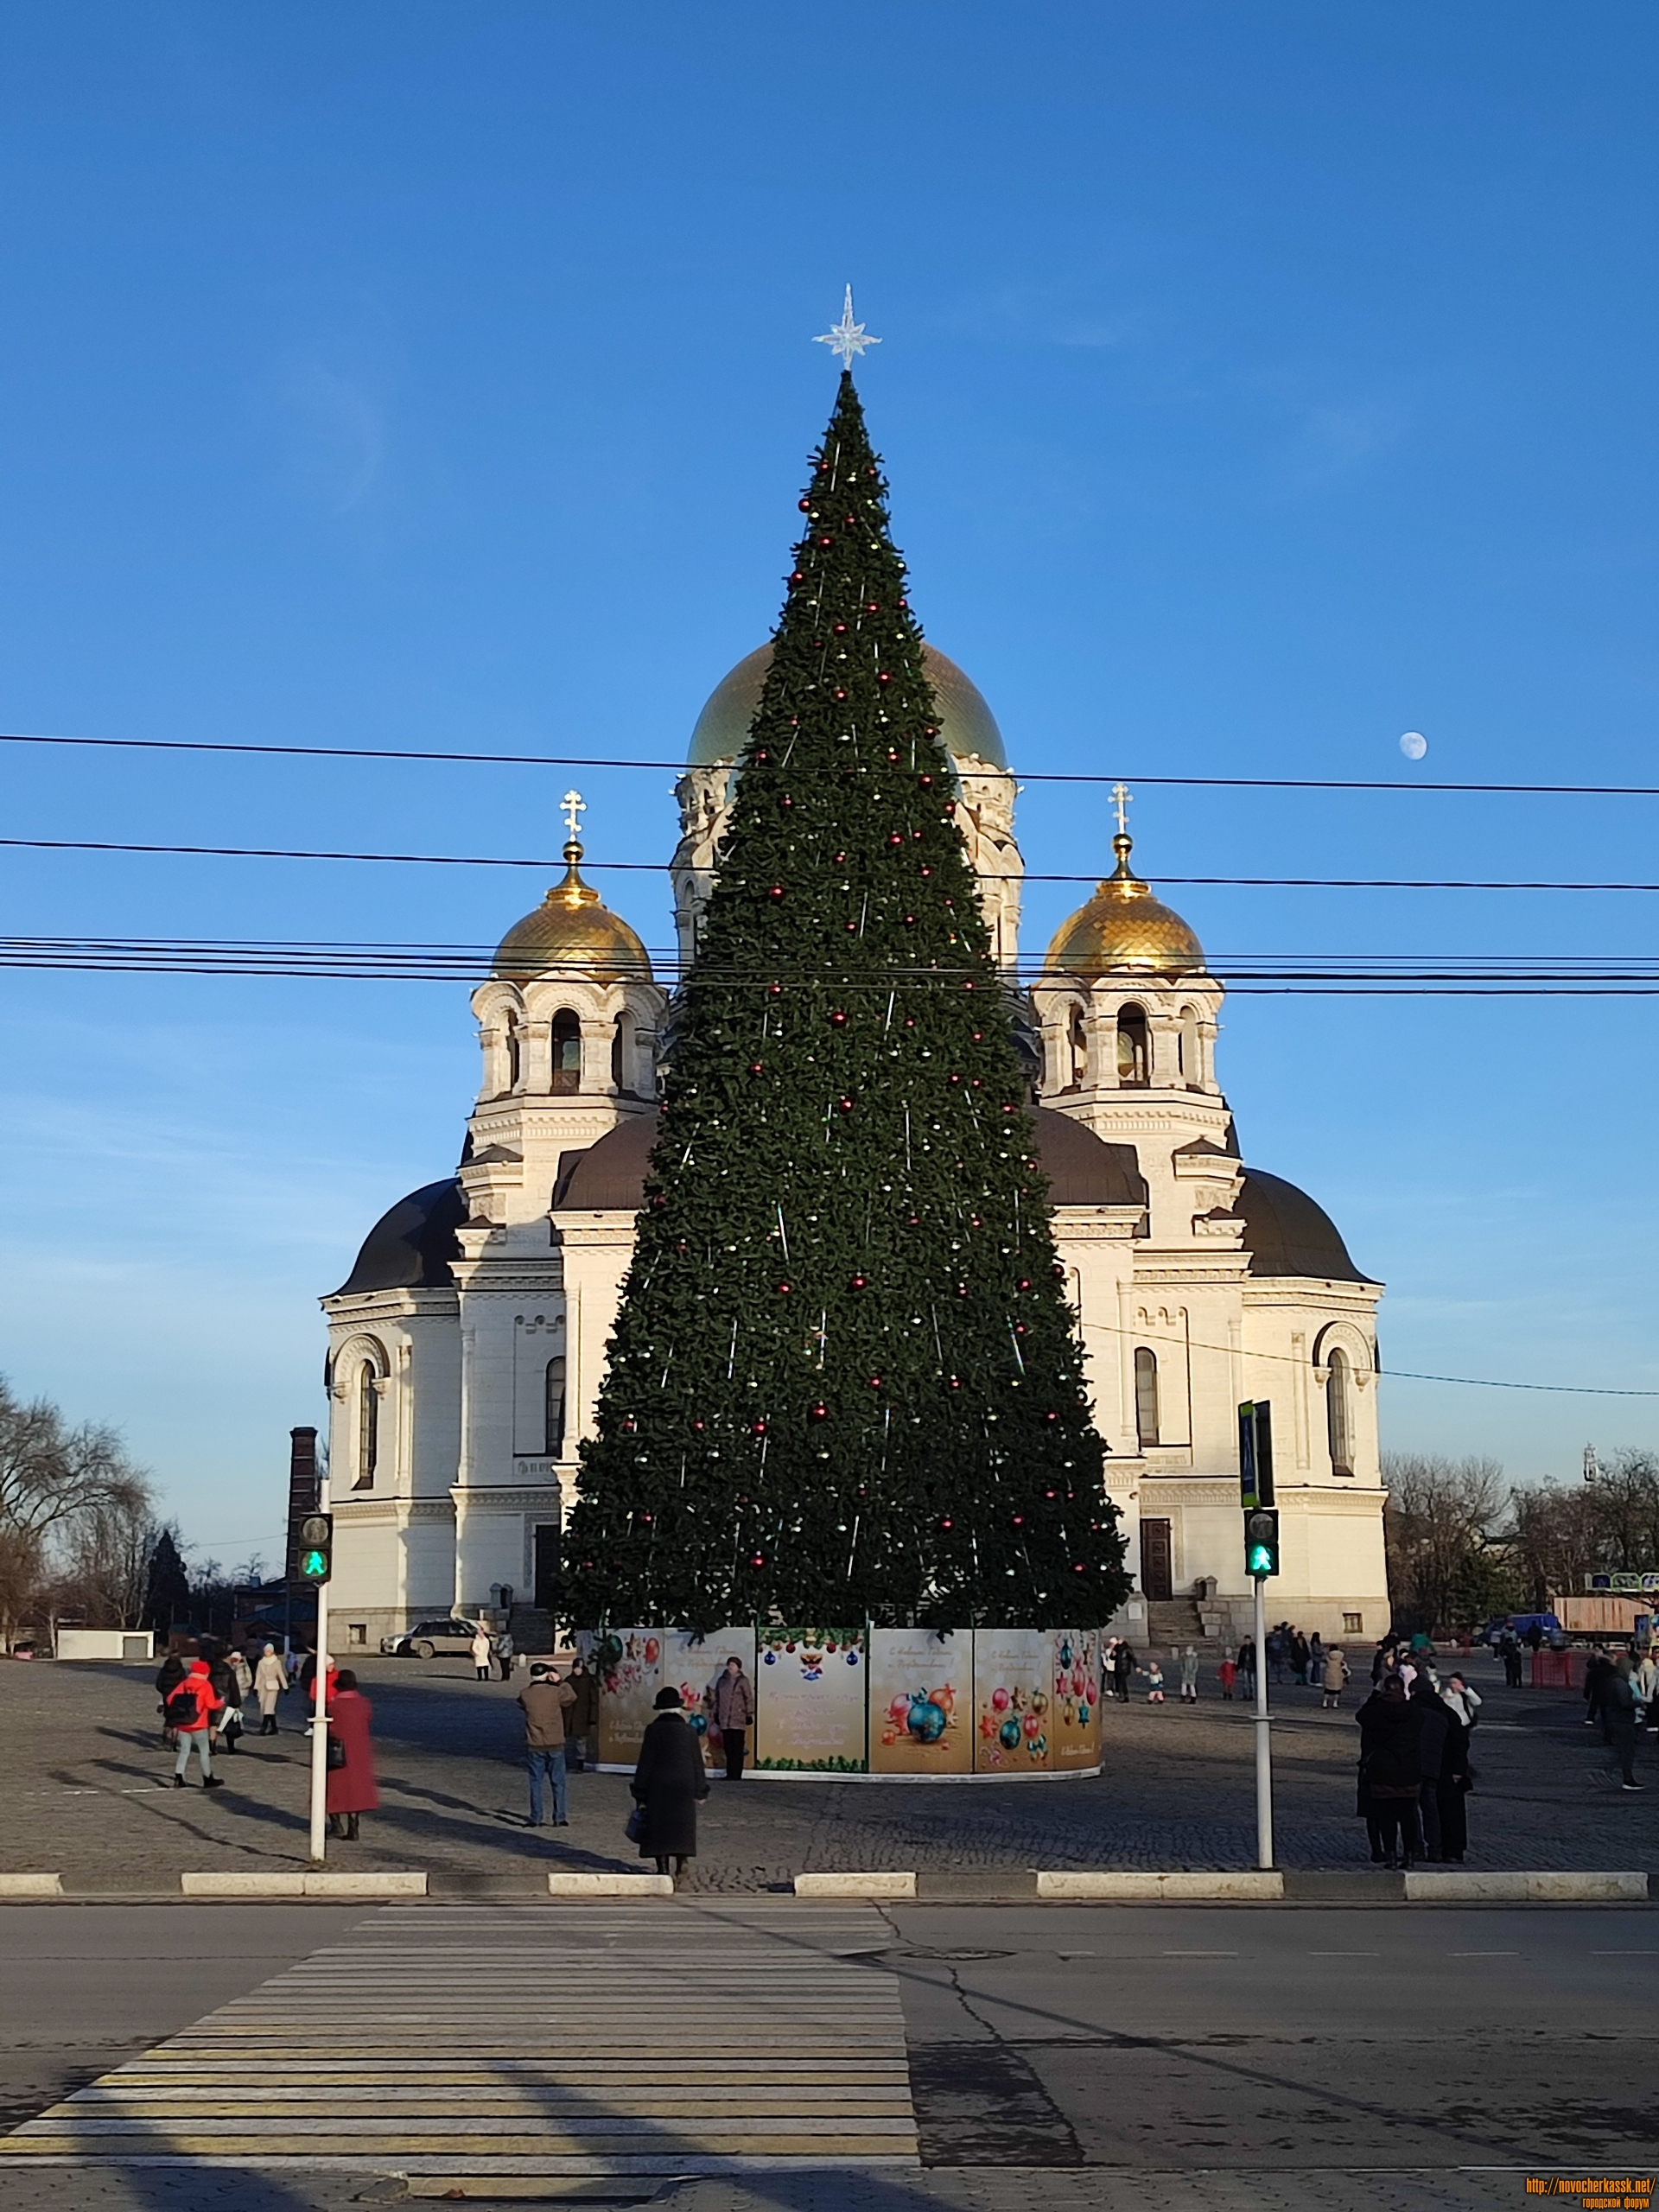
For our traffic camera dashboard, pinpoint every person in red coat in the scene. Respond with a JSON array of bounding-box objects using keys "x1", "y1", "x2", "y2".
[{"x1": 325, "y1": 1669, "x2": 379, "y2": 1841}]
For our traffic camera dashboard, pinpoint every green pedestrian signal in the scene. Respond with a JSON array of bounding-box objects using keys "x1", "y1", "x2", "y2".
[
  {"x1": 296, "y1": 1512, "x2": 334, "y2": 1586},
  {"x1": 1245, "y1": 1508, "x2": 1280, "y2": 1580}
]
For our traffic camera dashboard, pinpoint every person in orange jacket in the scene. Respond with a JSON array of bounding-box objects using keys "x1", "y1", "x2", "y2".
[{"x1": 165, "y1": 1658, "x2": 226, "y2": 1789}]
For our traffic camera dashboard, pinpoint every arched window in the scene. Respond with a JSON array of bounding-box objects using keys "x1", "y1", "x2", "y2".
[
  {"x1": 1116, "y1": 1005, "x2": 1149, "y2": 1088},
  {"x1": 1134, "y1": 1347, "x2": 1160, "y2": 1448},
  {"x1": 612, "y1": 1014, "x2": 630, "y2": 1093},
  {"x1": 355, "y1": 1362, "x2": 378, "y2": 1490},
  {"x1": 550, "y1": 1010, "x2": 582, "y2": 1095},
  {"x1": 1327, "y1": 1348, "x2": 1355, "y2": 1475},
  {"x1": 544, "y1": 1357, "x2": 566, "y2": 1457},
  {"x1": 1066, "y1": 1007, "x2": 1088, "y2": 1090},
  {"x1": 504, "y1": 1014, "x2": 521, "y2": 1090}
]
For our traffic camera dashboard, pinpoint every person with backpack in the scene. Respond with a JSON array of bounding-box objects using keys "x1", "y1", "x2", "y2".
[{"x1": 166, "y1": 1659, "x2": 225, "y2": 1789}]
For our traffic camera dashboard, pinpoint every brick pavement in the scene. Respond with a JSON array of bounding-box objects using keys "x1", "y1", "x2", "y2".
[{"x1": 0, "y1": 1649, "x2": 1647, "y2": 1887}]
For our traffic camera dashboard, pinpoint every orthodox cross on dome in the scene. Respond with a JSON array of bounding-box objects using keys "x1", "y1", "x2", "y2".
[
  {"x1": 1110, "y1": 781, "x2": 1132, "y2": 838},
  {"x1": 814, "y1": 286, "x2": 881, "y2": 370},
  {"x1": 562, "y1": 788, "x2": 587, "y2": 847}
]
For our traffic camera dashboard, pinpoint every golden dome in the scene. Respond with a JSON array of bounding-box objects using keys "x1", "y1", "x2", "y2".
[
  {"x1": 493, "y1": 843, "x2": 653, "y2": 982},
  {"x1": 688, "y1": 640, "x2": 1007, "y2": 770},
  {"x1": 1045, "y1": 835, "x2": 1205, "y2": 979}
]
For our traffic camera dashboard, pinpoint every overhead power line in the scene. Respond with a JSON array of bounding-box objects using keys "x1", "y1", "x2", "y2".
[
  {"x1": 8, "y1": 832, "x2": 1659, "y2": 897},
  {"x1": 3, "y1": 724, "x2": 1659, "y2": 800},
  {"x1": 9, "y1": 934, "x2": 1659, "y2": 994}
]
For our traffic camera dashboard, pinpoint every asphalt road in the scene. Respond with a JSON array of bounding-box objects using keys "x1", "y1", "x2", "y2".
[{"x1": 1, "y1": 1900, "x2": 1655, "y2": 2210}]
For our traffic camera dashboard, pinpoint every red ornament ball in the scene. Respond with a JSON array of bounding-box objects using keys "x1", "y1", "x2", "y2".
[
  {"x1": 830, "y1": 1008, "x2": 849, "y2": 1027},
  {"x1": 837, "y1": 1096, "x2": 855, "y2": 1113},
  {"x1": 808, "y1": 1402, "x2": 830, "y2": 1422},
  {"x1": 849, "y1": 1273, "x2": 868, "y2": 1291},
  {"x1": 774, "y1": 1281, "x2": 792, "y2": 1296},
  {"x1": 749, "y1": 1061, "x2": 765, "y2": 1075},
  {"x1": 767, "y1": 885, "x2": 785, "y2": 902}
]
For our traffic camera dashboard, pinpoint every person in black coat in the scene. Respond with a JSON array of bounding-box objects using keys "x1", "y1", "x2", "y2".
[
  {"x1": 1436, "y1": 1705, "x2": 1472, "y2": 1860},
  {"x1": 1357, "y1": 1675, "x2": 1426, "y2": 1868},
  {"x1": 1409, "y1": 1674, "x2": 1450, "y2": 1859},
  {"x1": 632, "y1": 1687, "x2": 709, "y2": 1878}
]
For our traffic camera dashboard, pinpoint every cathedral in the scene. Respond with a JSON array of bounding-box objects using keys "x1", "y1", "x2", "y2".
[{"x1": 321, "y1": 643, "x2": 1389, "y2": 1655}]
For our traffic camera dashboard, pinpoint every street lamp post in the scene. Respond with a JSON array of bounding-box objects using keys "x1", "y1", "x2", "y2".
[
  {"x1": 297, "y1": 1479, "x2": 334, "y2": 1864},
  {"x1": 1238, "y1": 1400, "x2": 1280, "y2": 1873},
  {"x1": 1253, "y1": 1567, "x2": 1273, "y2": 1870}
]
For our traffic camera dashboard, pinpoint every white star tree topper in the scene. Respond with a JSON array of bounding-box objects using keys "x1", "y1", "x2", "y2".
[{"x1": 814, "y1": 286, "x2": 881, "y2": 370}]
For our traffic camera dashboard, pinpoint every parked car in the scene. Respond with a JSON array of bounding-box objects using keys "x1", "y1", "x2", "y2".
[{"x1": 383, "y1": 1617, "x2": 486, "y2": 1659}]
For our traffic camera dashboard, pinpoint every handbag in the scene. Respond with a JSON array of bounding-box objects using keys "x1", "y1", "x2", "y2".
[
  {"x1": 625, "y1": 1803, "x2": 646, "y2": 1844},
  {"x1": 326, "y1": 1735, "x2": 346, "y2": 1770}
]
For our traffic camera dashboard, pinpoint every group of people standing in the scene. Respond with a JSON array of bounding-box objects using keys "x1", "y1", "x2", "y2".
[
  {"x1": 1356, "y1": 1647, "x2": 1482, "y2": 1866},
  {"x1": 1102, "y1": 1633, "x2": 1351, "y2": 1707},
  {"x1": 154, "y1": 1638, "x2": 380, "y2": 1840},
  {"x1": 1581, "y1": 1646, "x2": 1653, "y2": 1789}
]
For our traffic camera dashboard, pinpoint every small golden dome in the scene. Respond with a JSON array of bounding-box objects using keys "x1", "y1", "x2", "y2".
[
  {"x1": 1046, "y1": 835, "x2": 1205, "y2": 979},
  {"x1": 493, "y1": 842, "x2": 653, "y2": 982}
]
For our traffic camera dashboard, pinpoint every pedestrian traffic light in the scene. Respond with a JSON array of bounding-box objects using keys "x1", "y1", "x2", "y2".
[
  {"x1": 296, "y1": 1512, "x2": 333, "y2": 1586},
  {"x1": 1238, "y1": 1401, "x2": 1274, "y2": 1510},
  {"x1": 1245, "y1": 1509, "x2": 1280, "y2": 1580}
]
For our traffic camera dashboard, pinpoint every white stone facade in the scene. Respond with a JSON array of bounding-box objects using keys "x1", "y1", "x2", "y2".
[{"x1": 321, "y1": 651, "x2": 1389, "y2": 1656}]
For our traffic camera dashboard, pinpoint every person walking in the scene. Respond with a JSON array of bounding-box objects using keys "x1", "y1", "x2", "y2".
[
  {"x1": 711, "y1": 1654, "x2": 756, "y2": 1780},
  {"x1": 222, "y1": 1647, "x2": 252, "y2": 1753},
  {"x1": 1291, "y1": 1631, "x2": 1310, "y2": 1688},
  {"x1": 1179, "y1": 1647, "x2": 1200, "y2": 1704},
  {"x1": 156, "y1": 1647, "x2": 188, "y2": 1746},
  {"x1": 253, "y1": 1643, "x2": 286, "y2": 1735},
  {"x1": 1636, "y1": 1649, "x2": 1658, "y2": 1726},
  {"x1": 1267, "y1": 1627, "x2": 1287, "y2": 1685},
  {"x1": 1604, "y1": 1656, "x2": 1642, "y2": 1791},
  {"x1": 1238, "y1": 1639, "x2": 1256, "y2": 1701},
  {"x1": 631, "y1": 1686, "x2": 709, "y2": 1881},
  {"x1": 566, "y1": 1658, "x2": 600, "y2": 1770},
  {"x1": 1584, "y1": 1646, "x2": 1612, "y2": 1735},
  {"x1": 1217, "y1": 1654, "x2": 1237, "y2": 1701},
  {"x1": 1410, "y1": 1673, "x2": 1451, "y2": 1859},
  {"x1": 324, "y1": 1669, "x2": 379, "y2": 1840},
  {"x1": 1141, "y1": 1657, "x2": 1166, "y2": 1702},
  {"x1": 1111, "y1": 1640, "x2": 1135, "y2": 1703},
  {"x1": 1321, "y1": 1646, "x2": 1351, "y2": 1710},
  {"x1": 494, "y1": 1628, "x2": 515, "y2": 1682},
  {"x1": 1356, "y1": 1675, "x2": 1425, "y2": 1868},
  {"x1": 518, "y1": 1661, "x2": 575, "y2": 1827},
  {"x1": 166, "y1": 1658, "x2": 225, "y2": 1789},
  {"x1": 471, "y1": 1626, "x2": 493, "y2": 1683}
]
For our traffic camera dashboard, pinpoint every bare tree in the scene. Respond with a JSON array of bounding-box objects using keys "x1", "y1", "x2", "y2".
[
  {"x1": 0, "y1": 1376, "x2": 153, "y2": 1642},
  {"x1": 1383, "y1": 1452, "x2": 1511, "y2": 1634}
]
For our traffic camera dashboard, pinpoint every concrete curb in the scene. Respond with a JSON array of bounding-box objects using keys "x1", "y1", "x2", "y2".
[
  {"x1": 1037, "y1": 1871, "x2": 1286, "y2": 1901},
  {"x1": 794, "y1": 1872, "x2": 918, "y2": 1898},
  {"x1": 178, "y1": 1872, "x2": 428, "y2": 1898},
  {"x1": 0, "y1": 1873, "x2": 62, "y2": 1897},
  {"x1": 547, "y1": 1872, "x2": 676, "y2": 1897},
  {"x1": 1403, "y1": 1870, "x2": 1648, "y2": 1903}
]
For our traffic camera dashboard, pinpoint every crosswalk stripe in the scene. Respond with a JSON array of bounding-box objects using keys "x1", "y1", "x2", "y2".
[{"x1": 0, "y1": 1902, "x2": 918, "y2": 2176}]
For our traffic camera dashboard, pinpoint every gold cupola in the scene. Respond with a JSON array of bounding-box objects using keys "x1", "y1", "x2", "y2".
[
  {"x1": 1046, "y1": 830, "x2": 1205, "y2": 980},
  {"x1": 493, "y1": 799, "x2": 652, "y2": 982}
]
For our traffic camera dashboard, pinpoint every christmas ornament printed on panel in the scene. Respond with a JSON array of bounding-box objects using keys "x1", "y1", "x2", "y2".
[
  {"x1": 593, "y1": 1630, "x2": 662, "y2": 1769},
  {"x1": 972, "y1": 1627, "x2": 1055, "y2": 1773},
  {"x1": 868, "y1": 1627, "x2": 971, "y2": 1775},
  {"x1": 753, "y1": 1625, "x2": 868, "y2": 1773}
]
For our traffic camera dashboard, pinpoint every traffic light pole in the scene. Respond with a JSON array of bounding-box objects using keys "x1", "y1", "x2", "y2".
[
  {"x1": 308, "y1": 1470, "x2": 331, "y2": 1865},
  {"x1": 1253, "y1": 1569, "x2": 1274, "y2": 1870}
]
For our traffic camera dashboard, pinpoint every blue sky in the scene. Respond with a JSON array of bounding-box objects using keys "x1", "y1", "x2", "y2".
[{"x1": 0, "y1": 3, "x2": 1656, "y2": 1559}]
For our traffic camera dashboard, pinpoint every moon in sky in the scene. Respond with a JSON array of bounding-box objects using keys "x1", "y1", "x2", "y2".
[{"x1": 1399, "y1": 730, "x2": 1427, "y2": 760}]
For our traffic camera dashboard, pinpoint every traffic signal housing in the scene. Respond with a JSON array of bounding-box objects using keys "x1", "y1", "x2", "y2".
[
  {"x1": 1245, "y1": 1508, "x2": 1280, "y2": 1580},
  {"x1": 296, "y1": 1512, "x2": 334, "y2": 1586}
]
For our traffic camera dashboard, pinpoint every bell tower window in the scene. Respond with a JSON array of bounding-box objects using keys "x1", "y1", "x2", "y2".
[
  {"x1": 1116, "y1": 1005, "x2": 1149, "y2": 1088},
  {"x1": 1066, "y1": 1007, "x2": 1087, "y2": 1090},
  {"x1": 504, "y1": 1014, "x2": 521, "y2": 1090},
  {"x1": 1134, "y1": 1347, "x2": 1160, "y2": 1447},
  {"x1": 354, "y1": 1362, "x2": 378, "y2": 1491},
  {"x1": 1327, "y1": 1348, "x2": 1355, "y2": 1475},
  {"x1": 550, "y1": 1010, "x2": 582, "y2": 1095}
]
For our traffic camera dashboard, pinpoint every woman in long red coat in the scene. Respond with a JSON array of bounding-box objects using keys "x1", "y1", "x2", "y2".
[{"x1": 325, "y1": 1669, "x2": 379, "y2": 1841}]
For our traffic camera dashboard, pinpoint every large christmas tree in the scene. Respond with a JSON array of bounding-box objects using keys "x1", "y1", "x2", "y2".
[{"x1": 565, "y1": 374, "x2": 1128, "y2": 1631}]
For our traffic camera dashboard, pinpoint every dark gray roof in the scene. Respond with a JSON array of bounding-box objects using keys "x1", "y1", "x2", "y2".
[
  {"x1": 550, "y1": 1106, "x2": 1146, "y2": 1216},
  {"x1": 1029, "y1": 1107, "x2": 1147, "y2": 1208},
  {"x1": 1237, "y1": 1168, "x2": 1368, "y2": 1282},
  {"x1": 331, "y1": 1178, "x2": 466, "y2": 1296}
]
